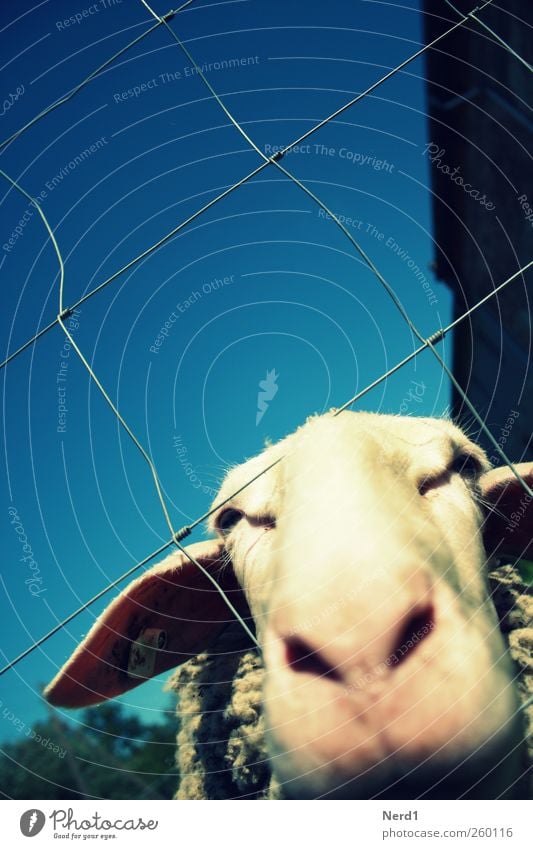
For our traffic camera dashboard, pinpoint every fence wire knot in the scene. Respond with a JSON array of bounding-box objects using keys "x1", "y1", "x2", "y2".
[
  {"x1": 425, "y1": 329, "x2": 446, "y2": 347},
  {"x1": 173, "y1": 526, "x2": 192, "y2": 544}
]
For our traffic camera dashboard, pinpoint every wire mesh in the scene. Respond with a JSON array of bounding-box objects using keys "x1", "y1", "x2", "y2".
[{"x1": 0, "y1": 0, "x2": 531, "y2": 683}]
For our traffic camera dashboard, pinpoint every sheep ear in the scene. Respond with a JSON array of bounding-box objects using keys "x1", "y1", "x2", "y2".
[
  {"x1": 44, "y1": 539, "x2": 248, "y2": 708},
  {"x1": 480, "y1": 462, "x2": 533, "y2": 559}
]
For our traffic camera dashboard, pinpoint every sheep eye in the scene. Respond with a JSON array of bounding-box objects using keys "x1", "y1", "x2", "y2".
[
  {"x1": 419, "y1": 453, "x2": 482, "y2": 495},
  {"x1": 217, "y1": 508, "x2": 244, "y2": 535},
  {"x1": 450, "y1": 453, "x2": 481, "y2": 478}
]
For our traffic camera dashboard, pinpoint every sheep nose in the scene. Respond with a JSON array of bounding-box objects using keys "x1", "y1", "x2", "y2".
[
  {"x1": 270, "y1": 598, "x2": 436, "y2": 688},
  {"x1": 282, "y1": 636, "x2": 344, "y2": 682}
]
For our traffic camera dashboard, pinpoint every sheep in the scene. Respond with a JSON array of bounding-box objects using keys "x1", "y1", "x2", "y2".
[{"x1": 45, "y1": 411, "x2": 533, "y2": 799}]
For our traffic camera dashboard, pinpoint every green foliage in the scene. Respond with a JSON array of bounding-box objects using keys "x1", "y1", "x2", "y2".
[
  {"x1": 0, "y1": 701, "x2": 179, "y2": 800},
  {"x1": 517, "y1": 559, "x2": 533, "y2": 585}
]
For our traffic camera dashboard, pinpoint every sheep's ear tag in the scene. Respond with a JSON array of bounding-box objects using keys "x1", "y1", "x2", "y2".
[{"x1": 127, "y1": 628, "x2": 167, "y2": 680}]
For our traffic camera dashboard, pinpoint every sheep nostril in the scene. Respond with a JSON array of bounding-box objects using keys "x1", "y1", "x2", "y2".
[
  {"x1": 284, "y1": 637, "x2": 343, "y2": 682},
  {"x1": 281, "y1": 605, "x2": 434, "y2": 683},
  {"x1": 390, "y1": 605, "x2": 435, "y2": 668}
]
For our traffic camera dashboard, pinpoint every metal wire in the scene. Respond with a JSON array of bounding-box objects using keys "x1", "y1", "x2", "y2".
[
  {"x1": 0, "y1": 540, "x2": 174, "y2": 678},
  {"x1": 1, "y1": 257, "x2": 530, "y2": 679},
  {"x1": 7, "y1": 0, "x2": 530, "y2": 498},
  {"x1": 0, "y1": 168, "x2": 65, "y2": 308},
  {"x1": 56, "y1": 315, "x2": 176, "y2": 537},
  {"x1": 1, "y1": 157, "x2": 261, "y2": 657},
  {"x1": 0, "y1": 0, "x2": 504, "y2": 373},
  {"x1": 149, "y1": 0, "x2": 532, "y2": 497},
  {"x1": 444, "y1": 0, "x2": 532, "y2": 72},
  {"x1": 0, "y1": 4, "x2": 196, "y2": 154},
  {"x1": 1, "y1": 0, "x2": 531, "y2": 678}
]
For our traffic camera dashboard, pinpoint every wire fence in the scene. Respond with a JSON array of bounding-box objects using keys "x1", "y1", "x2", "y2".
[{"x1": 0, "y1": 0, "x2": 531, "y2": 678}]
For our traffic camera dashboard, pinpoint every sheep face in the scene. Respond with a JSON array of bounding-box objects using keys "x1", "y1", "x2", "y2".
[
  {"x1": 45, "y1": 412, "x2": 532, "y2": 798},
  {"x1": 209, "y1": 412, "x2": 526, "y2": 797}
]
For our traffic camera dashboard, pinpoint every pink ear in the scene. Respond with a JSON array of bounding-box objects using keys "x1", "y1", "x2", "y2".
[
  {"x1": 480, "y1": 463, "x2": 533, "y2": 559},
  {"x1": 44, "y1": 540, "x2": 248, "y2": 708}
]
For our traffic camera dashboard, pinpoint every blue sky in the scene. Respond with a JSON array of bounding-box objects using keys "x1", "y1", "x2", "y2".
[{"x1": 1, "y1": 0, "x2": 454, "y2": 747}]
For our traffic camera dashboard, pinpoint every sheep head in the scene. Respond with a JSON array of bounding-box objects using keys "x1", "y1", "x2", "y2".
[{"x1": 45, "y1": 412, "x2": 533, "y2": 798}]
